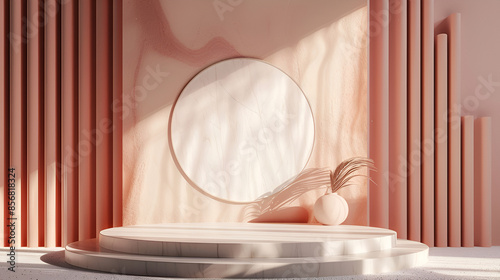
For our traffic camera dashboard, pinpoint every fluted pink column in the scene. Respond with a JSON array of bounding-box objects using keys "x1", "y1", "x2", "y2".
[
  {"x1": 61, "y1": 0, "x2": 79, "y2": 246},
  {"x1": 0, "y1": 0, "x2": 7, "y2": 247},
  {"x1": 45, "y1": 0, "x2": 60, "y2": 247},
  {"x1": 434, "y1": 33, "x2": 448, "y2": 247},
  {"x1": 27, "y1": 0, "x2": 43, "y2": 247},
  {"x1": 407, "y1": 0, "x2": 421, "y2": 242},
  {"x1": 96, "y1": 0, "x2": 113, "y2": 236},
  {"x1": 461, "y1": 116, "x2": 474, "y2": 247},
  {"x1": 10, "y1": 0, "x2": 27, "y2": 247},
  {"x1": 388, "y1": 0, "x2": 407, "y2": 239},
  {"x1": 421, "y1": 0, "x2": 434, "y2": 247},
  {"x1": 113, "y1": 0, "x2": 124, "y2": 227},
  {"x1": 369, "y1": 0, "x2": 389, "y2": 229},
  {"x1": 446, "y1": 13, "x2": 461, "y2": 247},
  {"x1": 474, "y1": 117, "x2": 492, "y2": 247},
  {"x1": 79, "y1": 0, "x2": 97, "y2": 240}
]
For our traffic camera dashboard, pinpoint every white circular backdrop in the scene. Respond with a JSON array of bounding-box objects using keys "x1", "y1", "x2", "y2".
[{"x1": 170, "y1": 58, "x2": 314, "y2": 202}]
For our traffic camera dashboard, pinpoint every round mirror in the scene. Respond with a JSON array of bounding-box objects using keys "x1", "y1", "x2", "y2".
[{"x1": 170, "y1": 58, "x2": 314, "y2": 202}]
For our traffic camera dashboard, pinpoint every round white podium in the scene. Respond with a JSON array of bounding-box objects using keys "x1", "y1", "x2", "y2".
[{"x1": 65, "y1": 223, "x2": 428, "y2": 278}]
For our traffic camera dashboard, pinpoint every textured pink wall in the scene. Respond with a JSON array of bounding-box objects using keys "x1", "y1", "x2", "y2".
[
  {"x1": 434, "y1": 0, "x2": 500, "y2": 245},
  {"x1": 122, "y1": 0, "x2": 368, "y2": 226}
]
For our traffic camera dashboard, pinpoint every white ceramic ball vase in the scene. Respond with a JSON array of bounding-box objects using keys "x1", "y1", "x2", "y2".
[{"x1": 313, "y1": 193, "x2": 349, "y2": 225}]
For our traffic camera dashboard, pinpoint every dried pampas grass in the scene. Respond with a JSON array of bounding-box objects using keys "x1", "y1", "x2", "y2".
[{"x1": 330, "y1": 157, "x2": 376, "y2": 193}]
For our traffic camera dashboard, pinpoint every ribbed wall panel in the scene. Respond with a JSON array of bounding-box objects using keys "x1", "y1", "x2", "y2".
[
  {"x1": 474, "y1": 117, "x2": 492, "y2": 247},
  {"x1": 112, "y1": 0, "x2": 123, "y2": 228},
  {"x1": 1, "y1": 0, "x2": 121, "y2": 247},
  {"x1": 407, "y1": 0, "x2": 421, "y2": 242},
  {"x1": 421, "y1": 0, "x2": 434, "y2": 247},
  {"x1": 434, "y1": 33, "x2": 448, "y2": 247},
  {"x1": 61, "y1": 0, "x2": 79, "y2": 247},
  {"x1": 368, "y1": 0, "x2": 389, "y2": 229},
  {"x1": 10, "y1": 0, "x2": 27, "y2": 247},
  {"x1": 461, "y1": 116, "x2": 474, "y2": 247},
  {"x1": 96, "y1": 0, "x2": 113, "y2": 236},
  {"x1": 388, "y1": 0, "x2": 407, "y2": 239},
  {"x1": 446, "y1": 13, "x2": 462, "y2": 247},
  {"x1": 27, "y1": 0, "x2": 43, "y2": 247},
  {"x1": 44, "y1": 0, "x2": 60, "y2": 247},
  {"x1": 78, "y1": 0, "x2": 96, "y2": 241},
  {"x1": 0, "y1": 0, "x2": 8, "y2": 248},
  {"x1": 369, "y1": 1, "x2": 492, "y2": 248}
]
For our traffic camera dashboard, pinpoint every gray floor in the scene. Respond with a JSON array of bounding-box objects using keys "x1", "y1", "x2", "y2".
[{"x1": 0, "y1": 246, "x2": 499, "y2": 279}]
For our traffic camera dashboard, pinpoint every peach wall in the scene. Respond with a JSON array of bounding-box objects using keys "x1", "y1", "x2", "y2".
[
  {"x1": 434, "y1": 0, "x2": 500, "y2": 245},
  {"x1": 122, "y1": 0, "x2": 368, "y2": 226}
]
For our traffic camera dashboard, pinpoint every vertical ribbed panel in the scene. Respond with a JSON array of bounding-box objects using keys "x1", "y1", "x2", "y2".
[
  {"x1": 1, "y1": 0, "x2": 121, "y2": 248},
  {"x1": 96, "y1": 0, "x2": 113, "y2": 236},
  {"x1": 367, "y1": 1, "x2": 493, "y2": 248},
  {"x1": 112, "y1": 0, "x2": 123, "y2": 228},
  {"x1": 407, "y1": 0, "x2": 421, "y2": 242},
  {"x1": 0, "y1": 0, "x2": 8, "y2": 247},
  {"x1": 61, "y1": 0, "x2": 79, "y2": 246},
  {"x1": 78, "y1": 0, "x2": 96, "y2": 241},
  {"x1": 10, "y1": 0, "x2": 27, "y2": 247},
  {"x1": 434, "y1": 33, "x2": 448, "y2": 247},
  {"x1": 474, "y1": 117, "x2": 492, "y2": 247},
  {"x1": 461, "y1": 116, "x2": 474, "y2": 247},
  {"x1": 45, "y1": 0, "x2": 60, "y2": 247},
  {"x1": 388, "y1": 0, "x2": 407, "y2": 239},
  {"x1": 446, "y1": 13, "x2": 461, "y2": 247},
  {"x1": 368, "y1": 0, "x2": 389, "y2": 229},
  {"x1": 27, "y1": 0, "x2": 43, "y2": 247},
  {"x1": 420, "y1": 0, "x2": 434, "y2": 247}
]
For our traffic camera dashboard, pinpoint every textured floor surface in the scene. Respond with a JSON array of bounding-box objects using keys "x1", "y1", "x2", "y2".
[{"x1": 0, "y1": 246, "x2": 499, "y2": 279}]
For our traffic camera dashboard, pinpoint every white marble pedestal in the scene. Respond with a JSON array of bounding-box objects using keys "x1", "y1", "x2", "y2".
[{"x1": 65, "y1": 223, "x2": 428, "y2": 278}]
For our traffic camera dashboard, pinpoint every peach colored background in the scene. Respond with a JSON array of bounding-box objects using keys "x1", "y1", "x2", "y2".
[
  {"x1": 122, "y1": 0, "x2": 368, "y2": 226},
  {"x1": 434, "y1": 0, "x2": 500, "y2": 245}
]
